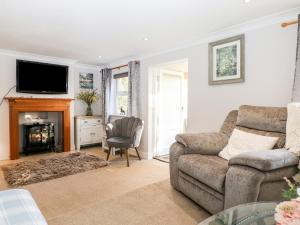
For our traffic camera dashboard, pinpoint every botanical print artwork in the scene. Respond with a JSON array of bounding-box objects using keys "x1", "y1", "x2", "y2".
[
  {"x1": 216, "y1": 45, "x2": 237, "y2": 77},
  {"x1": 209, "y1": 34, "x2": 244, "y2": 85},
  {"x1": 80, "y1": 73, "x2": 94, "y2": 89}
]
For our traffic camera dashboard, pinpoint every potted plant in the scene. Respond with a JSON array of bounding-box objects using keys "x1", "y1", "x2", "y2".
[{"x1": 76, "y1": 90, "x2": 100, "y2": 116}]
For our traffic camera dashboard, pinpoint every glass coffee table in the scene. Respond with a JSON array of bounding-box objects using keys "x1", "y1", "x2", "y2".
[{"x1": 199, "y1": 202, "x2": 277, "y2": 225}]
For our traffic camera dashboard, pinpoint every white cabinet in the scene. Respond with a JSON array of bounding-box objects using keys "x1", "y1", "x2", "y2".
[{"x1": 75, "y1": 116, "x2": 103, "y2": 150}]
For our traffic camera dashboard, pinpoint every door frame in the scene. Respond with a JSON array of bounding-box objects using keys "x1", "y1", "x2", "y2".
[{"x1": 148, "y1": 58, "x2": 188, "y2": 158}]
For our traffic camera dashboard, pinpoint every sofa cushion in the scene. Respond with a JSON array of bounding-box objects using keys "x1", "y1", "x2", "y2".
[
  {"x1": 236, "y1": 105, "x2": 287, "y2": 133},
  {"x1": 178, "y1": 154, "x2": 228, "y2": 193},
  {"x1": 236, "y1": 126, "x2": 285, "y2": 149},
  {"x1": 219, "y1": 129, "x2": 278, "y2": 160}
]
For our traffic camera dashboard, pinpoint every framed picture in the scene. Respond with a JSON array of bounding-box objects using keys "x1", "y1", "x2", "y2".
[
  {"x1": 209, "y1": 34, "x2": 245, "y2": 85},
  {"x1": 79, "y1": 73, "x2": 93, "y2": 89}
]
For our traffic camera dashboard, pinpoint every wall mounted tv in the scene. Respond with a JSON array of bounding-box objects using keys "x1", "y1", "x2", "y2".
[{"x1": 16, "y1": 60, "x2": 69, "y2": 94}]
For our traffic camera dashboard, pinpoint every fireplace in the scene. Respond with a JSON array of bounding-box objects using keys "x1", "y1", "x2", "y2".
[
  {"x1": 23, "y1": 122, "x2": 56, "y2": 154},
  {"x1": 5, "y1": 97, "x2": 73, "y2": 159}
]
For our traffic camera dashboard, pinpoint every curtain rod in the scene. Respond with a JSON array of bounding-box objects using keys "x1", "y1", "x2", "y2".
[
  {"x1": 110, "y1": 64, "x2": 128, "y2": 70},
  {"x1": 281, "y1": 19, "x2": 298, "y2": 28},
  {"x1": 109, "y1": 60, "x2": 139, "y2": 70}
]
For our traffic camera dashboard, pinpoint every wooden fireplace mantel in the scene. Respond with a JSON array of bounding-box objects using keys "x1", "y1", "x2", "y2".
[{"x1": 5, "y1": 97, "x2": 73, "y2": 160}]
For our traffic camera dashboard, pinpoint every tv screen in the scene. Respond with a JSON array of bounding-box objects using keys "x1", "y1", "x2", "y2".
[{"x1": 16, "y1": 60, "x2": 69, "y2": 94}]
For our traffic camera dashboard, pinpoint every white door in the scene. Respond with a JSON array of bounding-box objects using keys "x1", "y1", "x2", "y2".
[{"x1": 154, "y1": 69, "x2": 186, "y2": 156}]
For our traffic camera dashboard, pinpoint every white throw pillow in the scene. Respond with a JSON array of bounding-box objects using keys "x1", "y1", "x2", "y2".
[
  {"x1": 286, "y1": 103, "x2": 300, "y2": 155},
  {"x1": 218, "y1": 129, "x2": 279, "y2": 160}
]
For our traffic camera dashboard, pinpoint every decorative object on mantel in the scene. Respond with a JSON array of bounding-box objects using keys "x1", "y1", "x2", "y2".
[
  {"x1": 208, "y1": 34, "x2": 245, "y2": 85},
  {"x1": 2, "y1": 152, "x2": 108, "y2": 186},
  {"x1": 79, "y1": 72, "x2": 94, "y2": 89},
  {"x1": 76, "y1": 89, "x2": 100, "y2": 116}
]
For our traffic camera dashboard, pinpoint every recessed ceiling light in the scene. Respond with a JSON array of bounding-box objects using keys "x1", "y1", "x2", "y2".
[
  {"x1": 98, "y1": 56, "x2": 102, "y2": 59},
  {"x1": 244, "y1": 0, "x2": 252, "y2": 3},
  {"x1": 143, "y1": 37, "x2": 149, "y2": 41}
]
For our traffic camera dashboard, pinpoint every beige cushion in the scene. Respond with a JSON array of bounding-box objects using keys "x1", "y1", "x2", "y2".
[
  {"x1": 219, "y1": 129, "x2": 279, "y2": 160},
  {"x1": 286, "y1": 103, "x2": 300, "y2": 155}
]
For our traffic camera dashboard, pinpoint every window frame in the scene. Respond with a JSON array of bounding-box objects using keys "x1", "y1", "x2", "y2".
[{"x1": 114, "y1": 72, "x2": 129, "y2": 115}]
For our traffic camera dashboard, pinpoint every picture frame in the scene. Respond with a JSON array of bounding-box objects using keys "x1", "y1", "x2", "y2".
[
  {"x1": 208, "y1": 34, "x2": 245, "y2": 85},
  {"x1": 79, "y1": 73, "x2": 94, "y2": 89}
]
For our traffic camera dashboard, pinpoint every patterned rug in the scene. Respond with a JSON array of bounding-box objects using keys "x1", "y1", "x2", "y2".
[{"x1": 2, "y1": 152, "x2": 108, "y2": 187}]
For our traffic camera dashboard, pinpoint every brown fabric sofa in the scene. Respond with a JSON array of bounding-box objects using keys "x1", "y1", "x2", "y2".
[{"x1": 170, "y1": 105, "x2": 299, "y2": 214}]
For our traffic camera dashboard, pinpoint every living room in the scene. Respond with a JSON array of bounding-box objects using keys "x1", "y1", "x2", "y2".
[{"x1": 0, "y1": 0, "x2": 300, "y2": 224}]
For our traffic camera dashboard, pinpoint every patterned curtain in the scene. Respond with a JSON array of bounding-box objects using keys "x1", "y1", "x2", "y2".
[
  {"x1": 101, "y1": 68, "x2": 112, "y2": 125},
  {"x1": 292, "y1": 15, "x2": 300, "y2": 101},
  {"x1": 128, "y1": 61, "x2": 141, "y2": 117}
]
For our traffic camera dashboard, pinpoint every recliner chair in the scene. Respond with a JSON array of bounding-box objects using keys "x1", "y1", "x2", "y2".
[{"x1": 170, "y1": 105, "x2": 299, "y2": 214}]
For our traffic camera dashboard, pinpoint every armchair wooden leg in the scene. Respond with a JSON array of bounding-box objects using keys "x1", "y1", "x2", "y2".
[
  {"x1": 120, "y1": 148, "x2": 123, "y2": 157},
  {"x1": 106, "y1": 147, "x2": 112, "y2": 161},
  {"x1": 125, "y1": 148, "x2": 130, "y2": 167},
  {"x1": 135, "y1": 147, "x2": 141, "y2": 160}
]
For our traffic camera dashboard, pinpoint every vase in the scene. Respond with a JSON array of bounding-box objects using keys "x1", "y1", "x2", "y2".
[{"x1": 86, "y1": 104, "x2": 93, "y2": 116}]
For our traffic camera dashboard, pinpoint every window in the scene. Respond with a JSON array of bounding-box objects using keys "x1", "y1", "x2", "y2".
[{"x1": 115, "y1": 74, "x2": 128, "y2": 115}]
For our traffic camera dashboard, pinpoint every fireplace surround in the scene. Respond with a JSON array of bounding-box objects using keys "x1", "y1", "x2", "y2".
[{"x1": 6, "y1": 97, "x2": 72, "y2": 159}]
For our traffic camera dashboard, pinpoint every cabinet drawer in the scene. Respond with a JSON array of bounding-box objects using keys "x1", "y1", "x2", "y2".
[{"x1": 81, "y1": 118, "x2": 102, "y2": 127}]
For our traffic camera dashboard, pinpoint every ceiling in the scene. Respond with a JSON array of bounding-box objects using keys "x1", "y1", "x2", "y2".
[{"x1": 0, "y1": 0, "x2": 299, "y2": 65}]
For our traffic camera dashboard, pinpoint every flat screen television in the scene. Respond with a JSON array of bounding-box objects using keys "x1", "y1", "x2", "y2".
[{"x1": 16, "y1": 60, "x2": 69, "y2": 94}]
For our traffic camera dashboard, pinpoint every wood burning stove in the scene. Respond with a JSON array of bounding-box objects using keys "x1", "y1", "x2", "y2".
[{"x1": 23, "y1": 122, "x2": 55, "y2": 154}]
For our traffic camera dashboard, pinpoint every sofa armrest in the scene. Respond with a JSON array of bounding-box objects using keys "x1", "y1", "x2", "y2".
[
  {"x1": 229, "y1": 149, "x2": 299, "y2": 171},
  {"x1": 175, "y1": 132, "x2": 228, "y2": 155}
]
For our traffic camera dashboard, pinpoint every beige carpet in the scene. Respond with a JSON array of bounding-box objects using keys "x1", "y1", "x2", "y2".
[{"x1": 0, "y1": 148, "x2": 210, "y2": 225}]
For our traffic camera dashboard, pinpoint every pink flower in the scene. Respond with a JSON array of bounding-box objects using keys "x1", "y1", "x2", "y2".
[{"x1": 275, "y1": 199, "x2": 300, "y2": 225}]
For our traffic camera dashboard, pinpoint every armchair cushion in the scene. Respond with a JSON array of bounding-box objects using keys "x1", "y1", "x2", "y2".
[
  {"x1": 178, "y1": 154, "x2": 228, "y2": 193},
  {"x1": 175, "y1": 132, "x2": 228, "y2": 155},
  {"x1": 229, "y1": 149, "x2": 299, "y2": 171},
  {"x1": 107, "y1": 137, "x2": 132, "y2": 148},
  {"x1": 219, "y1": 129, "x2": 278, "y2": 160},
  {"x1": 236, "y1": 105, "x2": 287, "y2": 133}
]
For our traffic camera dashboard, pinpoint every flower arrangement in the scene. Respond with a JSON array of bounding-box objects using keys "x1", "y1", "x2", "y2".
[
  {"x1": 282, "y1": 175, "x2": 300, "y2": 200},
  {"x1": 76, "y1": 90, "x2": 100, "y2": 116},
  {"x1": 274, "y1": 175, "x2": 300, "y2": 224},
  {"x1": 275, "y1": 198, "x2": 300, "y2": 225}
]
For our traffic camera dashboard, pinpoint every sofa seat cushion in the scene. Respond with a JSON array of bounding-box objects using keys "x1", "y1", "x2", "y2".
[{"x1": 178, "y1": 154, "x2": 228, "y2": 193}]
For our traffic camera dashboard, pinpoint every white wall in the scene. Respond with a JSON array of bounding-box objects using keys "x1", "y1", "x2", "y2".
[
  {"x1": 0, "y1": 52, "x2": 100, "y2": 160},
  {"x1": 138, "y1": 23, "x2": 298, "y2": 159}
]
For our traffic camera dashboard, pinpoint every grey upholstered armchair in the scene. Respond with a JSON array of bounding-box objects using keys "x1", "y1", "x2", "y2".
[
  {"x1": 106, "y1": 116, "x2": 144, "y2": 166},
  {"x1": 170, "y1": 105, "x2": 299, "y2": 214}
]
